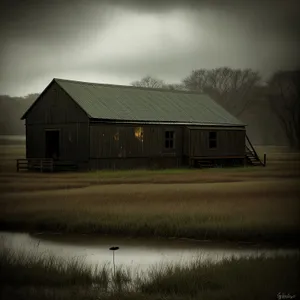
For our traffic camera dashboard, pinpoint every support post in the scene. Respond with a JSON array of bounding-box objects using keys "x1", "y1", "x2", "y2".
[
  {"x1": 109, "y1": 246, "x2": 119, "y2": 278},
  {"x1": 112, "y1": 251, "x2": 115, "y2": 277},
  {"x1": 263, "y1": 153, "x2": 267, "y2": 167}
]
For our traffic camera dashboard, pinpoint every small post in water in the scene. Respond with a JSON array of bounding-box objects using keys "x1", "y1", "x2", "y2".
[
  {"x1": 264, "y1": 153, "x2": 267, "y2": 167},
  {"x1": 109, "y1": 246, "x2": 119, "y2": 277}
]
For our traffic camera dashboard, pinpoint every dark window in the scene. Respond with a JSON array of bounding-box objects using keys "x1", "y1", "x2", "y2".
[
  {"x1": 165, "y1": 131, "x2": 175, "y2": 149},
  {"x1": 209, "y1": 131, "x2": 217, "y2": 148}
]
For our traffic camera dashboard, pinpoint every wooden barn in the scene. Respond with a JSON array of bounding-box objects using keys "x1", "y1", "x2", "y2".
[{"x1": 18, "y1": 78, "x2": 264, "y2": 171}]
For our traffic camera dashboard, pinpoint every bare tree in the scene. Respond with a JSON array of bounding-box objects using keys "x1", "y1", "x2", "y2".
[
  {"x1": 182, "y1": 69, "x2": 210, "y2": 92},
  {"x1": 164, "y1": 83, "x2": 187, "y2": 91},
  {"x1": 131, "y1": 75, "x2": 166, "y2": 88},
  {"x1": 132, "y1": 75, "x2": 187, "y2": 91},
  {"x1": 268, "y1": 70, "x2": 300, "y2": 149},
  {"x1": 182, "y1": 67, "x2": 261, "y2": 116}
]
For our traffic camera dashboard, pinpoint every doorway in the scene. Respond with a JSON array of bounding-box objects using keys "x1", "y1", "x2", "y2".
[{"x1": 45, "y1": 130, "x2": 60, "y2": 159}]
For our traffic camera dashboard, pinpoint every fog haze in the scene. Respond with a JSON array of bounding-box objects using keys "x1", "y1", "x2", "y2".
[{"x1": 0, "y1": 0, "x2": 299, "y2": 96}]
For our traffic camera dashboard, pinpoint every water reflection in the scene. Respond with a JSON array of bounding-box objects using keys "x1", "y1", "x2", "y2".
[{"x1": 1, "y1": 232, "x2": 298, "y2": 273}]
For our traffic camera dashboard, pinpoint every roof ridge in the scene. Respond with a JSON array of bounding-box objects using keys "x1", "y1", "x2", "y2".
[
  {"x1": 22, "y1": 78, "x2": 244, "y2": 125},
  {"x1": 53, "y1": 78, "x2": 206, "y2": 96}
]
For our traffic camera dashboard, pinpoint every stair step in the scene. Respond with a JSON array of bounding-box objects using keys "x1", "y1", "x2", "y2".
[
  {"x1": 248, "y1": 161, "x2": 262, "y2": 165},
  {"x1": 246, "y1": 156, "x2": 259, "y2": 160},
  {"x1": 248, "y1": 159, "x2": 260, "y2": 162},
  {"x1": 245, "y1": 134, "x2": 265, "y2": 167}
]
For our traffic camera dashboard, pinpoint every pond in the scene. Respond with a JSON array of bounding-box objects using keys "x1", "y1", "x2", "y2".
[{"x1": 1, "y1": 232, "x2": 298, "y2": 274}]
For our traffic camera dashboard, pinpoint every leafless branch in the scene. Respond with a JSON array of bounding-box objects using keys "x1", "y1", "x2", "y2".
[{"x1": 268, "y1": 70, "x2": 300, "y2": 149}]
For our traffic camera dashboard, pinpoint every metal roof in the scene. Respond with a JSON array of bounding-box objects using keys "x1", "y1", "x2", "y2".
[{"x1": 31, "y1": 78, "x2": 245, "y2": 126}]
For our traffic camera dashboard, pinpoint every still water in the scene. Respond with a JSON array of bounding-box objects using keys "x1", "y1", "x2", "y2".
[{"x1": 1, "y1": 232, "x2": 298, "y2": 273}]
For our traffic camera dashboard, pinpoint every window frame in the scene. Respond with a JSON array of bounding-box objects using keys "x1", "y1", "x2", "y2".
[
  {"x1": 209, "y1": 131, "x2": 217, "y2": 149},
  {"x1": 164, "y1": 130, "x2": 175, "y2": 150}
]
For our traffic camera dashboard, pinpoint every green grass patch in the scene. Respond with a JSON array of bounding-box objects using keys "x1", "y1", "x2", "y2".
[
  {"x1": 86, "y1": 168, "x2": 198, "y2": 178},
  {"x1": 84, "y1": 166, "x2": 264, "y2": 179}
]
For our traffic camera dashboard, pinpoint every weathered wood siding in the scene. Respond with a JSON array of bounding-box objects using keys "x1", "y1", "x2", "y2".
[
  {"x1": 183, "y1": 126, "x2": 190, "y2": 156},
  {"x1": 89, "y1": 123, "x2": 183, "y2": 169},
  {"x1": 23, "y1": 79, "x2": 246, "y2": 170},
  {"x1": 26, "y1": 82, "x2": 88, "y2": 125},
  {"x1": 89, "y1": 157, "x2": 182, "y2": 170},
  {"x1": 26, "y1": 123, "x2": 89, "y2": 162},
  {"x1": 25, "y1": 81, "x2": 89, "y2": 162},
  {"x1": 189, "y1": 127, "x2": 245, "y2": 157}
]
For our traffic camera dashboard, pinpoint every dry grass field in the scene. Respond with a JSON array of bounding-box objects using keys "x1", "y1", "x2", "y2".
[
  {"x1": 1, "y1": 144, "x2": 300, "y2": 299},
  {"x1": 0, "y1": 145, "x2": 299, "y2": 243}
]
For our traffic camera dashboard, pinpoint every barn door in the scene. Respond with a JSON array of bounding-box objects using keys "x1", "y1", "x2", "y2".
[{"x1": 45, "y1": 130, "x2": 60, "y2": 159}]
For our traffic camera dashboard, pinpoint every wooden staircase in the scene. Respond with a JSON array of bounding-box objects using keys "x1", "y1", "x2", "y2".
[{"x1": 245, "y1": 135, "x2": 266, "y2": 167}]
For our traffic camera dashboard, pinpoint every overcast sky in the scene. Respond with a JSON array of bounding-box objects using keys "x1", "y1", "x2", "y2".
[{"x1": 0, "y1": 0, "x2": 299, "y2": 96}]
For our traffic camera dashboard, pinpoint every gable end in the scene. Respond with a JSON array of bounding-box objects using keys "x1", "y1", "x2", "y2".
[{"x1": 21, "y1": 79, "x2": 89, "y2": 120}]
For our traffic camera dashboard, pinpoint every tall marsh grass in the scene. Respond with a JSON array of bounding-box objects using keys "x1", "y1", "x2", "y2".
[
  {"x1": 0, "y1": 245, "x2": 299, "y2": 300},
  {"x1": 0, "y1": 246, "x2": 110, "y2": 288},
  {"x1": 0, "y1": 246, "x2": 133, "y2": 299},
  {"x1": 138, "y1": 255, "x2": 300, "y2": 299}
]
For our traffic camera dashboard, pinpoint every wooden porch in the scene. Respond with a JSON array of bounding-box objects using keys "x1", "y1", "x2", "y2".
[
  {"x1": 16, "y1": 159, "x2": 78, "y2": 172},
  {"x1": 188, "y1": 135, "x2": 267, "y2": 168}
]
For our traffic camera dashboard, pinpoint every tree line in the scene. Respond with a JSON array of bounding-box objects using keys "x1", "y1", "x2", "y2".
[
  {"x1": 132, "y1": 68, "x2": 300, "y2": 150},
  {"x1": 0, "y1": 67, "x2": 298, "y2": 149},
  {"x1": 0, "y1": 94, "x2": 38, "y2": 136}
]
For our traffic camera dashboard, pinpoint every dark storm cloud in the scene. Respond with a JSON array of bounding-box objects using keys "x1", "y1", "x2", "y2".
[
  {"x1": 0, "y1": 0, "x2": 114, "y2": 91},
  {"x1": 106, "y1": 0, "x2": 300, "y2": 38},
  {"x1": 0, "y1": 0, "x2": 299, "y2": 96},
  {"x1": 1, "y1": 0, "x2": 299, "y2": 40},
  {"x1": 0, "y1": 0, "x2": 111, "y2": 44}
]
